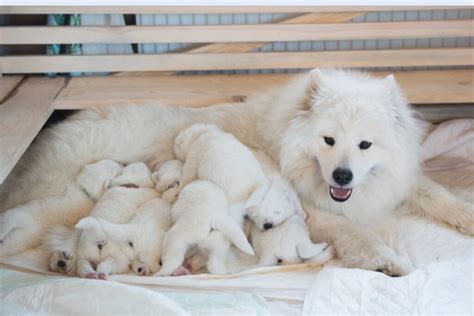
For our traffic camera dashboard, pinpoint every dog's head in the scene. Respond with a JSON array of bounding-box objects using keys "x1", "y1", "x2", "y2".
[
  {"x1": 110, "y1": 161, "x2": 154, "y2": 188},
  {"x1": 246, "y1": 176, "x2": 306, "y2": 231},
  {"x1": 279, "y1": 69, "x2": 422, "y2": 221},
  {"x1": 174, "y1": 124, "x2": 220, "y2": 160},
  {"x1": 77, "y1": 159, "x2": 124, "y2": 199},
  {"x1": 152, "y1": 159, "x2": 183, "y2": 193}
]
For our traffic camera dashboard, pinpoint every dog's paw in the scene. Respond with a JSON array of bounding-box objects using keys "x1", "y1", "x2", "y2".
[
  {"x1": 306, "y1": 245, "x2": 335, "y2": 266},
  {"x1": 172, "y1": 266, "x2": 192, "y2": 276},
  {"x1": 342, "y1": 245, "x2": 412, "y2": 277},
  {"x1": 450, "y1": 200, "x2": 474, "y2": 236},
  {"x1": 98, "y1": 272, "x2": 108, "y2": 280},
  {"x1": 85, "y1": 272, "x2": 99, "y2": 279}
]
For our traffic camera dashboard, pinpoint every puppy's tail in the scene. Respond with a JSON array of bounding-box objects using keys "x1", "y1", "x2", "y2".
[
  {"x1": 77, "y1": 217, "x2": 133, "y2": 243},
  {"x1": 214, "y1": 217, "x2": 255, "y2": 256}
]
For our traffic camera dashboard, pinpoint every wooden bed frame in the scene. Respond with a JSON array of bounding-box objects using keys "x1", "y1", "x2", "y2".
[{"x1": 0, "y1": 5, "x2": 473, "y2": 185}]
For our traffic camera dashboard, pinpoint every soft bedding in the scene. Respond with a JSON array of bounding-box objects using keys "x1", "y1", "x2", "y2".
[{"x1": 1, "y1": 119, "x2": 473, "y2": 315}]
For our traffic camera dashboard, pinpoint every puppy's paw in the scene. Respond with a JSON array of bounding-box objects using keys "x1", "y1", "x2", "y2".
[
  {"x1": 98, "y1": 272, "x2": 108, "y2": 280},
  {"x1": 172, "y1": 266, "x2": 192, "y2": 276},
  {"x1": 306, "y1": 245, "x2": 335, "y2": 266},
  {"x1": 85, "y1": 272, "x2": 99, "y2": 279},
  {"x1": 450, "y1": 200, "x2": 474, "y2": 236}
]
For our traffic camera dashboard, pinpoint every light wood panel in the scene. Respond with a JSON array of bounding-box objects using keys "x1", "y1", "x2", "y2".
[
  {"x1": 0, "y1": 76, "x2": 23, "y2": 104},
  {"x1": 1, "y1": 6, "x2": 469, "y2": 14},
  {"x1": 52, "y1": 70, "x2": 474, "y2": 109},
  {"x1": 3, "y1": 48, "x2": 472, "y2": 74},
  {"x1": 0, "y1": 77, "x2": 65, "y2": 183},
  {"x1": 3, "y1": 20, "x2": 472, "y2": 45}
]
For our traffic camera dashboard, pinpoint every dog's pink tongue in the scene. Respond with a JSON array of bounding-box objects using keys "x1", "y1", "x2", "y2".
[{"x1": 331, "y1": 187, "x2": 351, "y2": 199}]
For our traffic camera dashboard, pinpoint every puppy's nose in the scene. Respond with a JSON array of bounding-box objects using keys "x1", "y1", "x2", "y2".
[
  {"x1": 332, "y1": 168, "x2": 353, "y2": 186},
  {"x1": 263, "y1": 223, "x2": 273, "y2": 230},
  {"x1": 57, "y1": 260, "x2": 66, "y2": 268}
]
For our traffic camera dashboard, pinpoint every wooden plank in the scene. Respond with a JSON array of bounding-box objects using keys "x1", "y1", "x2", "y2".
[
  {"x1": 52, "y1": 70, "x2": 474, "y2": 110},
  {"x1": 3, "y1": 20, "x2": 472, "y2": 45},
  {"x1": 0, "y1": 76, "x2": 23, "y2": 104},
  {"x1": 0, "y1": 77, "x2": 65, "y2": 183},
  {"x1": 2, "y1": 48, "x2": 472, "y2": 74},
  {"x1": 0, "y1": 6, "x2": 469, "y2": 14}
]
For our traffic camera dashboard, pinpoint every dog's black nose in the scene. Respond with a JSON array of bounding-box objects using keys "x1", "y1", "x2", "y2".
[
  {"x1": 57, "y1": 260, "x2": 66, "y2": 268},
  {"x1": 263, "y1": 223, "x2": 273, "y2": 230},
  {"x1": 332, "y1": 168, "x2": 353, "y2": 186}
]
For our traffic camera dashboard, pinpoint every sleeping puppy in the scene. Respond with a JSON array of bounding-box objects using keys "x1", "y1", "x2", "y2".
[
  {"x1": 249, "y1": 214, "x2": 334, "y2": 267},
  {"x1": 46, "y1": 162, "x2": 158, "y2": 278},
  {"x1": 75, "y1": 197, "x2": 171, "y2": 276},
  {"x1": 0, "y1": 159, "x2": 123, "y2": 257},
  {"x1": 151, "y1": 159, "x2": 183, "y2": 204},
  {"x1": 246, "y1": 172, "x2": 307, "y2": 231},
  {"x1": 157, "y1": 180, "x2": 254, "y2": 276},
  {"x1": 174, "y1": 124, "x2": 269, "y2": 206}
]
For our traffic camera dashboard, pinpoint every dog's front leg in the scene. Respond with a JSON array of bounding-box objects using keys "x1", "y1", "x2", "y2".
[
  {"x1": 304, "y1": 202, "x2": 412, "y2": 276},
  {"x1": 406, "y1": 174, "x2": 474, "y2": 236},
  {"x1": 178, "y1": 150, "x2": 199, "y2": 192}
]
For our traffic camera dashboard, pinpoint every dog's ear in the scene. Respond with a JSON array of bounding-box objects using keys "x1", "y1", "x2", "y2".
[
  {"x1": 151, "y1": 171, "x2": 160, "y2": 184},
  {"x1": 245, "y1": 182, "x2": 270, "y2": 209},
  {"x1": 300, "y1": 68, "x2": 323, "y2": 111}
]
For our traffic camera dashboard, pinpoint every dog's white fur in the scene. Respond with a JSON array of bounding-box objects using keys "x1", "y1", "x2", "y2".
[
  {"x1": 47, "y1": 162, "x2": 158, "y2": 278},
  {"x1": 249, "y1": 214, "x2": 333, "y2": 266},
  {"x1": 1, "y1": 69, "x2": 472, "y2": 276},
  {"x1": 0, "y1": 159, "x2": 123, "y2": 256},
  {"x1": 158, "y1": 180, "x2": 254, "y2": 276},
  {"x1": 152, "y1": 159, "x2": 183, "y2": 204},
  {"x1": 76, "y1": 197, "x2": 171, "y2": 276},
  {"x1": 246, "y1": 171, "x2": 306, "y2": 231},
  {"x1": 174, "y1": 124, "x2": 268, "y2": 206}
]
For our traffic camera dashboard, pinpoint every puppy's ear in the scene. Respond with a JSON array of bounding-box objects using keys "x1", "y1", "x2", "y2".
[
  {"x1": 300, "y1": 68, "x2": 323, "y2": 111},
  {"x1": 151, "y1": 171, "x2": 160, "y2": 184},
  {"x1": 245, "y1": 182, "x2": 270, "y2": 209}
]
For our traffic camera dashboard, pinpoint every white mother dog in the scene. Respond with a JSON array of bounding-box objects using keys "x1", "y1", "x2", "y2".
[{"x1": 1, "y1": 69, "x2": 472, "y2": 276}]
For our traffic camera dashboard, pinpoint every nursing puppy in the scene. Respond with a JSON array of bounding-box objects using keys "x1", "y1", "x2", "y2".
[
  {"x1": 76, "y1": 197, "x2": 171, "y2": 276},
  {"x1": 250, "y1": 214, "x2": 333, "y2": 266},
  {"x1": 0, "y1": 159, "x2": 123, "y2": 257},
  {"x1": 151, "y1": 159, "x2": 183, "y2": 204},
  {"x1": 157, "y1": 180, "x2": 254, "y2": 276},
  {"x1": 174, "y1": 124, "x2": 268, "y2": 206},
  {"x1": 48, "y1": 162, "x2": 158, "y2": 278}
]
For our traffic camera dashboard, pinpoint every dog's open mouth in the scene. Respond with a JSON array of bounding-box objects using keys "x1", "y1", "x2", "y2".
[{"x1": 330, "y1": 186, "x2": 352, "y2": 202}]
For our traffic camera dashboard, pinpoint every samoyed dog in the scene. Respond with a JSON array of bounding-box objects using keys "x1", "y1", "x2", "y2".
[{"x1": 1, "y1": 68, "x2": 472, "y2": 276}]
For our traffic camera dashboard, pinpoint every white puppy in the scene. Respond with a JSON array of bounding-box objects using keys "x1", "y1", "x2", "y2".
[
  {"x1": 151, "y1": 159, "x2": 183, "y2": 204},
  {"x1": 76, "y1": 197, "x2": 171, "y2": 276},
  {"x1": 47, "y1": 162, "x2": 158, "y2": 278},
  {"x1": 249, "y1": 214, "x2": 333, "y2": 267},
  {"x1": 157, "y1": 180, "x2": 254, "y2": 276},
  {"x1": 174, "y1": 124, "x2": 268, "y2": 206},
  {"x1": 246, "y1": 171, "x2": 307, "y2": 231},
  {"x1": 0, "y1": 159, "x2": 123, "y2": 257}
]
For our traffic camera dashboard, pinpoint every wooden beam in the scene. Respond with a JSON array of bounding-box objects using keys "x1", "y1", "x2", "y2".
[
  {"x1": 52, "y1": 70, "x2": 474, "y2": 110},
  {"x1": 0, "y1": 76, "x2": 23, "y2": 104},
  {"x1": 0, "y1": 77, "x2": 65, "y2": 183},
  {"x1": 0, "y1": 6, "x2": 469, "y2": 14},
  {"x1": 3, "y1": 20, "x2": 472, "y2": 45},
  {"x1": 3, "y1": 48, "x2": 472, "y2": 74}
]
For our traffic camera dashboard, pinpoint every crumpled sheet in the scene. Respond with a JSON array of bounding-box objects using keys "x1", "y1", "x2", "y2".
[{"x1": 1, "y1": 119, "x2": 473, "y2": 315}]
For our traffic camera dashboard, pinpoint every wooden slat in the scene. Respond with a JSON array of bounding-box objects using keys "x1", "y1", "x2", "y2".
[
  {"x1": 52, "y1": 70, "x2": 474, "y2": 110},
  {"x1": 0, "y1": 6, "x2": 469, "y2": 14},
  {"x1": 2, "y1": 48, "x2": 472, "y2": 74},
  {"x1": 0, "y1": 77, "x2": 65, "y2": 183},
  {"x1": 3, "y1": 20, "x2": 472, "y2": 45},
  {"x1": 0, "y1": 76, "x2": 23, "y2": 104}
]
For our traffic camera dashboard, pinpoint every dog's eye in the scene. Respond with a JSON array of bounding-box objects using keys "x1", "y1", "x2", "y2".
[
  {"x1": 359, "y1": 141, "x2": 372, "y2": 150},
  {"x1": 323, "y1": 137, "x2": 335, "y2": 146}
]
